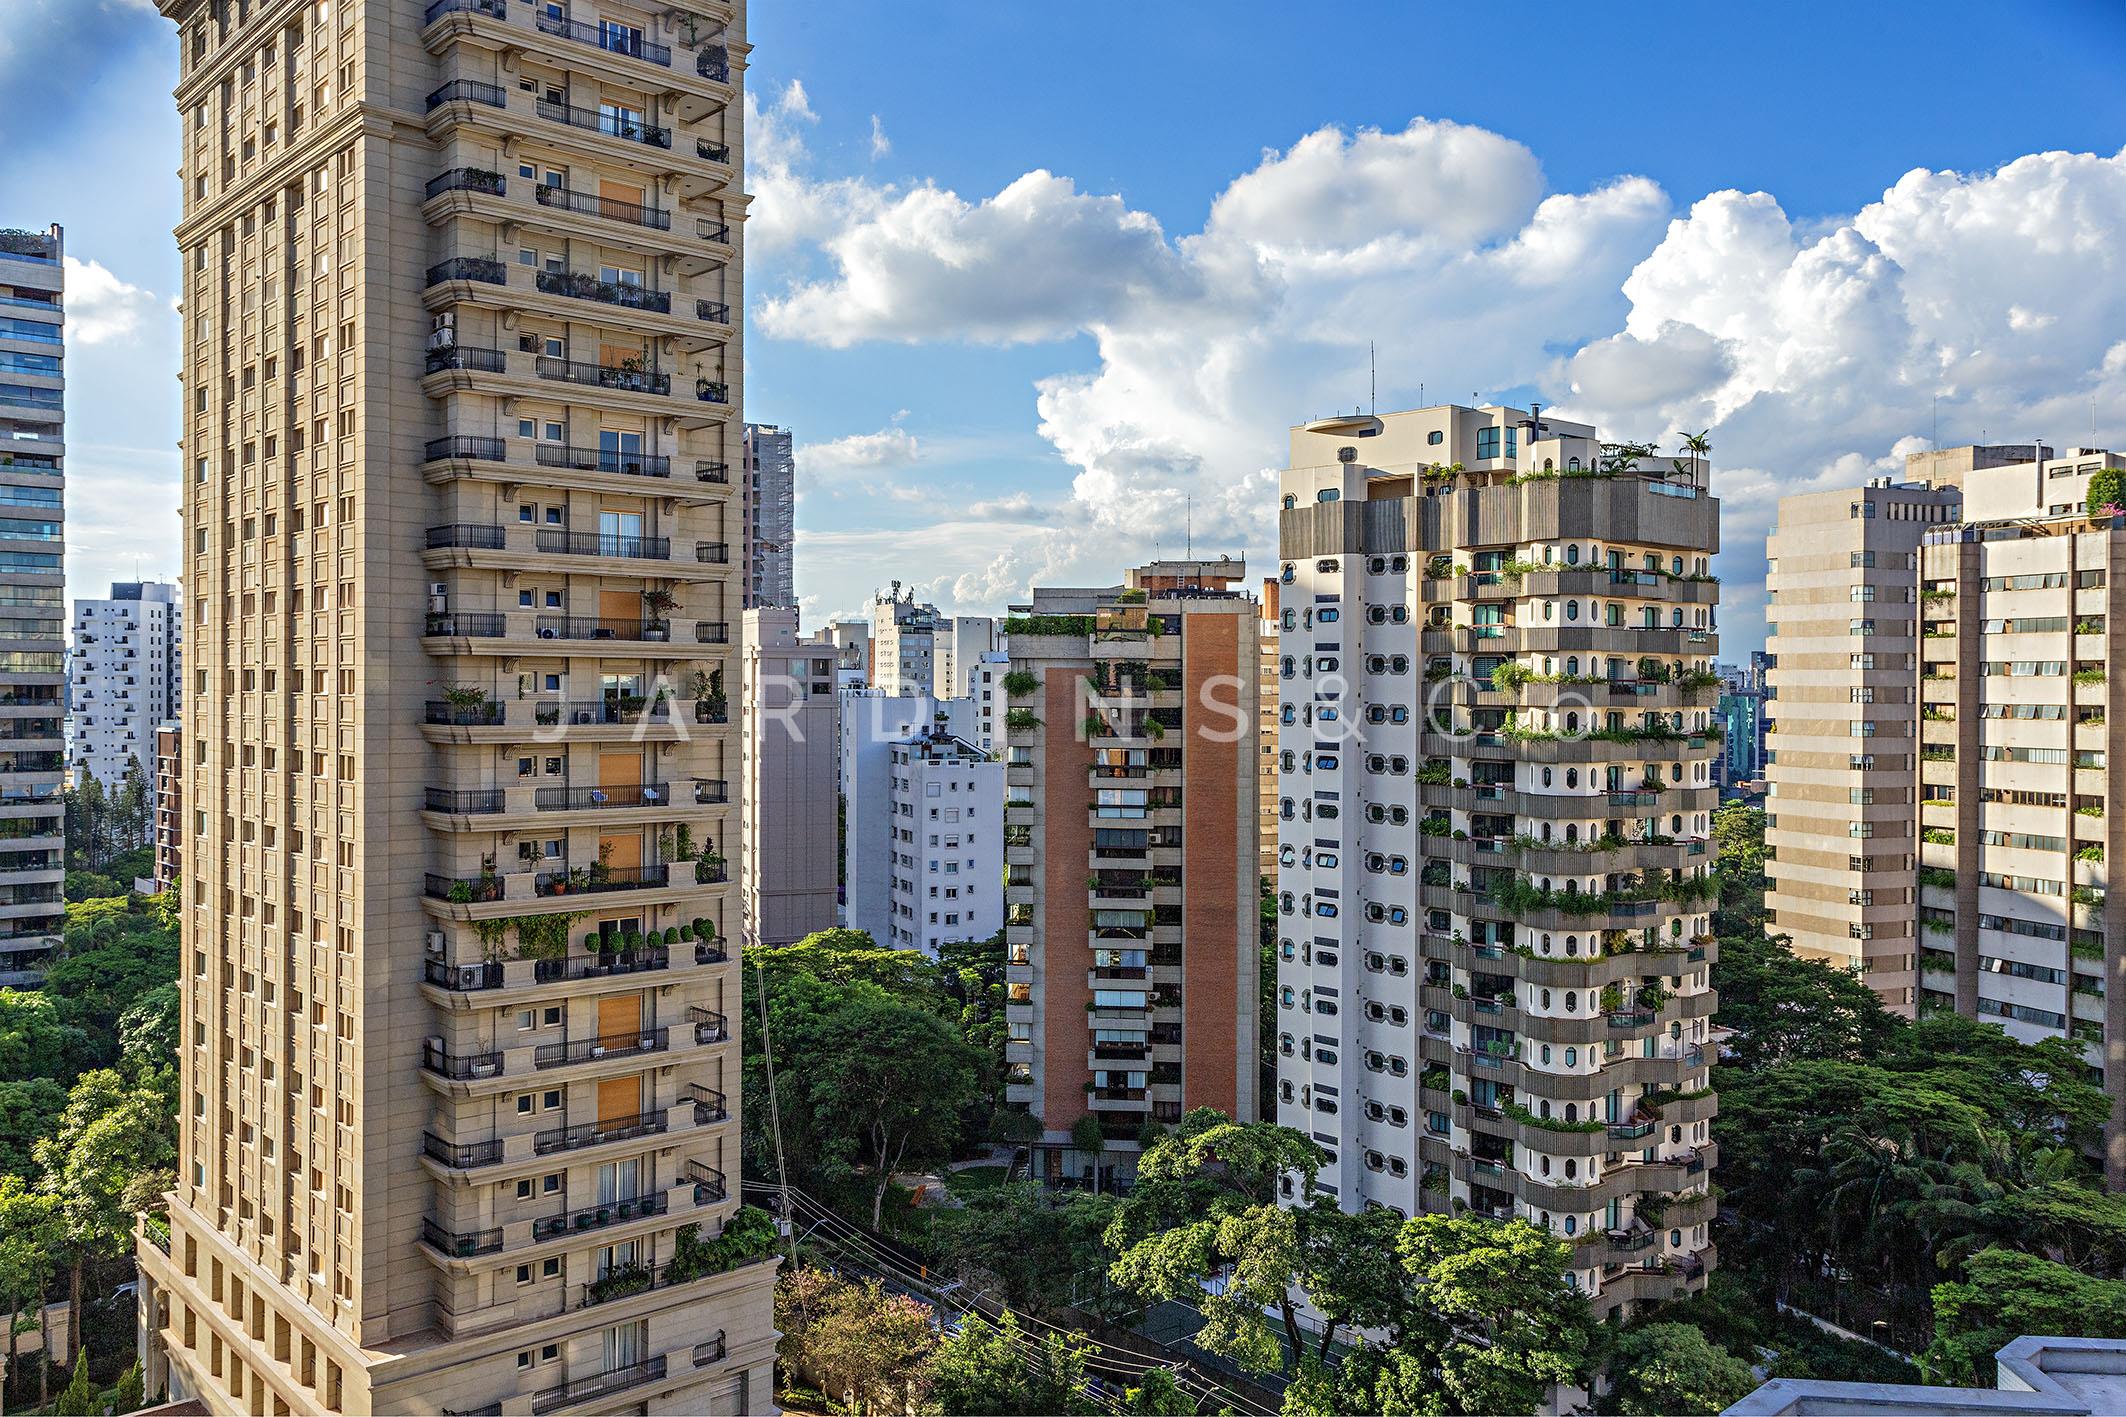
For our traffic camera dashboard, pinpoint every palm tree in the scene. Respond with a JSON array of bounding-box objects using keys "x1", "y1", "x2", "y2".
[
  {"x1": 1680, "y1": 430, "x2": 1712, "y2": 485},
  {"x1": 1069, "y1": 1114, "x2": 1107, "y2": 1195}
]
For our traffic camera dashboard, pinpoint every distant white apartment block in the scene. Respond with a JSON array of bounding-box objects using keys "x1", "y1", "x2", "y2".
[
  {"x1": 885, "y1": 728, "x2": 1003, "y2": 956},
  {"x1": 936, "y1": 615, "x2": 1002, "y2": 697},
  {"x1": 69, "y1": 580, "x2": 182, "y2": 795},
  {"x1": 840, "y1": 690, "x2": 994, "y2": 951},
  {"x1": 965, "y1": 650, "x2": 1008, "y2": 753}
]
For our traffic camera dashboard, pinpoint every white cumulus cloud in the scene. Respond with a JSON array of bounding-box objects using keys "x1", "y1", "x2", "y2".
[{"x1": 62, "y1": 256, "x2": 159, "y2": 345}]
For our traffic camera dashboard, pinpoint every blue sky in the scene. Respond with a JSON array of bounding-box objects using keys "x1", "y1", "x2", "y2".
[{"x1": 8, "y1": 0, "x2": 2126, "y2": 652}]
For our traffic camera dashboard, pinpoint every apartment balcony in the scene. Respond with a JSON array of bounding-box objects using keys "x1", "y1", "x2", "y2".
[
  {"x1": 422, "y1": 945, "x2": 728, "y2": 1013},
  {"x1": 531, "y1": 1356, "x2": 667, "y2": 1416},
  {"x1": 422, "y1": 698, "x2": 721, "y2": 748},
  {"x1": 422, "y1": 523, "x2": 727, "y2": 581},
  {"x1": 421, "y1": 437, "x2": 732, "y2": 507},
  {"x1": 422, "y1": 611, "x2": 684, "y2": 658},
  {"x1": 417, "y1": 338, "x2": 731, "y2": 430},
  {"x1": 537, "y1": 1111, "x2": 668, "y2": 1157},
  {"x1": 535, "y1": 1027, "x2": 670, "y2": 1071},
  {"x1": 532, "y1": 1188, "x2": 670, "y2": 1243},
  {"x1": 533, "y1": 96, "x2": 672, "y2": 149},
  {"x1": 535, "y1": 783, "x2": 671, "y2": 812},
  {"x1": 423, "y1": 258, "x2": 728, "y2": 355},
  {"x1": 535, "y1": 863, "x2": 671, "y2": 898}
]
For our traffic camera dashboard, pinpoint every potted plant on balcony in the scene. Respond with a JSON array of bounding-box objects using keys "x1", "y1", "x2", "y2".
[{"x1": 441, "y1": 683, "x2": 488, "y2": 715}]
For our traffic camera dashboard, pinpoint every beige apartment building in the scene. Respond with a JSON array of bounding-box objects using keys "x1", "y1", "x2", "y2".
[
  {"x1": 1276, "y1": 405, "x2": 1722, "y2": 1318},
  {"x1": 1914, "y1": 445, "x2": 2126, "y2": 1187},
  {"x1": 1764, "y1": 476, "x2": 1964, "y2": 1010},
  {"x1": 1002, "y1": 560, "x2": 1260, "y2": 1184},
  {"x1": 1259, "y1": 577, "x2": 1281, "y2": 887},
  {"x1": 0, "y1": 223, "x2": 67, "y2": 988},
  {"x1": 136, "y1": 1, "x2": 774, "y2": 1413}
]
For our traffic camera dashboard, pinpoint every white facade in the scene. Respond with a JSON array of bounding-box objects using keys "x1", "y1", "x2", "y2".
[
  {"x1": 885, "y1": 730, "x2": 1004, "y2": 957},
  {"x1": 965, "y1": 650, "x2": 1008, "y2": 753},
  {"x1": 935, "y1": 615, "x2": 1002, "y2": 698},
  {"x1": 840, "y1": 690, "x2": 990, "y2": 950},
  {"x1": 69, "y1": 580, "x2": 182, "y2": 797}
]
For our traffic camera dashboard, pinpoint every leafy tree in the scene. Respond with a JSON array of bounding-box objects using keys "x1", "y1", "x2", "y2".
[
  {"x1": 1710, "y1": 803, "x2": 1768, "y2": 936},
  {"x1": 1105, "y1": 1112, "x2": 1325, "y2": 1375},
  {"x1": 117, "y1": 984, "x2": 181, "y2": 1089},
  {"x1": 745, "y1": 957, "x2": 985, "y2": 1227},
  {"x1": 62, "y1": 871, "x2": 121, "y2": 903},
  {"x1": 0, "y1": 1174, "x2": 61, "y2": 1400},
  {"x1": 926, "y1": 1309, "x2": 1099, "y2": 1416},
  {"x1": 0, "y1": 990, "x2": 90, "y2": 1081},
  {"x1": 774, "y1": 1266, "x2": 935, "y2": 1414},
  {"x1": 1924, "y1": 1247, "x2": 2126, "y2": 1386},
  {"x1": 927, "y1": 1183, "x2": 1116, "y2": 1317},
  {"x1": 33, "y1": 1069, "x2": 177, "y2": 1361},
  {"x1": 2087, "y1": 465, "x2": 2126, "y2": 517},
  {"x1": 1711, "y1": 932, "x2": 1897, "y2": 1069},
  {"x1": 0, "y1": 1077, "x2": 66, "y2": 1177},
  {"x1": 1393, "y1": 1214, "x2": 1597, "y2": 1416},
  {"x1": 1597, "y1": 1323, "x2": 1756, "y2": 1415},
  {"x1": 1121, "y1": 1367, "x2": 1197, "y2": 1415}
]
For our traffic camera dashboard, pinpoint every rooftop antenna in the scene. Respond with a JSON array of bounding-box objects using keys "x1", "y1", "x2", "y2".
[
  {"x1": 1185, "y1": 495, "x2": 1192, "y2": 558},
  {"x1": 1369, "y1": 341, "x2": 1376, "y2": 415}
]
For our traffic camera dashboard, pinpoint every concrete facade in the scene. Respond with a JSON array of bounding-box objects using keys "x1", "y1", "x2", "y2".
[
  {"x1": 1914, "y1": 445, "x2": 2126, "y2": 1186},
  {"x1": 741, "y1": 607, "x2": 838, "y2": 947},
  {"x1": 154, "y1": 721, "x2": 183, "y2": 894},
  {"x1": 739, "y1": 423, "x2": 792, "y2": 609},
  {"x1": 1765, "y1": 478, "x2": 1962, "y2": 1010},
  {"x1": 1727, "y1": 1336, "x2": 2126, "y2": 1416},
  {"x1": 868, "y1": 584, "x2": 941, "y2": 696},
  {"x1": 839, "y1": 689, "x2": 980, "y2": 947},
  {"x1": 70, "y1": 580, "x2": 184, "y2": 798},
  {"x1": 135, "y1": 2, "x2": 776, "y2": 1412},
  {"x1": 1003, "y1": 559, "x2": 1261, "y2": 1184},
  {"x1": 0, "y1": 223, "x2": 67, "y2": 988},
  {"x1": 1274, "y1": 404, "x2": 1721, "y2": 1321}
]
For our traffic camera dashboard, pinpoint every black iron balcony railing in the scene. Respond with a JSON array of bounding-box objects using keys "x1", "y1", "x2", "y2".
[
  {"x1": 424, "y1": 787, "x2": 505, "y2": 815},
  {"x1": 695, "y1": 138, "x2": 732, "y2": 163},
  {"x1": 423, "y1": 1133, "x2": 504, "y2": 1169},
  {"x1": 533, "y1": 183, "x2": 671, "y2": 230},
  {"x1": 695, "y1": 298, "x2": 731, "y2": 324},
  {"x1": 693, "y1": 1334, "x2": 728, "y2": 1369},
  {"x1": 690, "y1": 1007, "x2": 728, "y2": 1044},
  {"x1": 534, "y1": 442, "x2": 671, "y2": 478},
  {"x1": 686, "y1": 1160, "x2": 728, "y2": 1204},
  {"x1": 693, "y1": 779, "x2": 730, "y2": 805},
  {"x1": 420, "y1": 1040, "x2": 504, "y2": 1080},
  {"x1": 420, "y1": 1217, "x2": 503, "y2": 1257},
  {"x1": 696, "y1": 459, "x2": 729, "y2": 483},
  {"x1": 427, "y1": 256, "x2": 507, "y2": 287},
  {"x1": 424, "y1": 873, "x2": 505, "y2": 904},
  {"x1": 534, "y1": 1110, "x2": 667, "y2": 1156},
  {"x1": 695, "y1": 700, "x2": 729, "y2": 725},
  {"x1": 425, "y1": 344, "x2": 508, "y2": 375},
  {"x1": 695, "y1": 939, "x2": 729, "y2": 965},
  {"x1": 425, "y1": 699, "x2": 506, "y2": 726},
  {"x1": 533, "y1": 354, "x2": 671, "y2": 396},
  {"x1": 694, "y1": 541, "x2": 730, "y2": 565},
  {"x1": 533, "y1": 698, "x2": 674, "y2": 728},
  {"x1": 536, "y1": 11, "x2": 672, "y2": 66},
  {"x1": 534, "y1": 96, "x2": 672, "y2": 148},
  {"x1": 698, "y1": 218, "x2": 732, "y2": 245},
  {"x1": 695, "y1": 620, "x2": 730, "y2": 644},
  {"x1": 424, "y1": 435, "x2": 507, "y2": 463},
  {"x1": 534, "y1": 528, "x2": 671, "y2": 560},
  {"x1": 424, "y1": 958, "x2": 506, "y2": 991},
  {"x1": 535, "y1": 269, "x2": 673, "y2": 314},
  {"x1": 533, "y1": 945, "x2": 669, "y2": 983},
  {"x1": 426, "y1": 78, "x2": 507, "y2": 111},
  {"x1": 687, "y1": 1083, "x2": 728, "y2": 1124},
  {"x1": 532, "y1": 1189, "x2": 669, "y2": 1243},
  {"x1": 533, "y1": 615, "x2": 669, "y2": 642},
  {"x1": 697, "y1": 46, "x2": 730, "y2": 81},
  {"x1": 696, "y1": 379, "x2": 729, "y2": 404},
  {"x1": 423, "y1": 0, "x2": 505, "y2": 23},
  {"x1": 425, "y1": 166, "x2": 505, "y2": 200},
  {"x1": 424, "y1": 610, "x2": 507, "y2": 636},
  {"x1": 531, "y1": 1357, "x2": 666, "y2": 1417},
  {"x1": 535, "y1": 863, "x2": 670, "y2": 897},
  {"x1": 425, "y1": 526, "x2": 508, "y2": 552},
  {"x1": 535, "y1": 1027, "x2": 670, "y2": 1070},
  {"x1": 534, "y1": 783, "x2": 672, "y2": 811}
]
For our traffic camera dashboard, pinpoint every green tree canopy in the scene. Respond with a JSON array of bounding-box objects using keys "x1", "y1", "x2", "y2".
[
  {"x1": 1597, "y1": 1323, "x2": 1757, "y2": 1416},
  {"x1": 926, "y1": 1309, "x2": 1100, "y2": 1416},
  {"x1": 1924, "y1": 1247, "x2": 2126, "y2": 1387}
]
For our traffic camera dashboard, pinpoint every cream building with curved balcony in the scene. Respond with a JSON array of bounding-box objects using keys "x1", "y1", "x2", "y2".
[
  {"x1": 136, "y1": 1, "x2": 773, "y2": 1412},
  {"x1": 1274, "y1": 404, "x2": 1721, "y2": 1320}
]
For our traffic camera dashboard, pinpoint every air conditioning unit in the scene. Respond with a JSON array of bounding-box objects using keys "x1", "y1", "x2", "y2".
[{"x1": 425, "y1": 930, "x2": 445, "y2": 954}]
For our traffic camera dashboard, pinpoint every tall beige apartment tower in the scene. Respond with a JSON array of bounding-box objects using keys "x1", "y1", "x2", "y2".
[
  {"x1": 1914, "y1": 444, "x2": 2126, "y2": 1186},
  {"x1": 1002, "y1": 560, "x2": 1261, "y2": 1185},
  {"x1": 1276, "y1": 405, "x2": 1722, "y2": 1319},
  {"x1": 0, "y1": 223, "x2": 67, "y2": 989},
  {"x1": 1764, "y1": 476, "x2": 1964, "y2": 1011},
  {"x1": 137, "y1": 2, "x2": 775, "y2": 1412}
]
